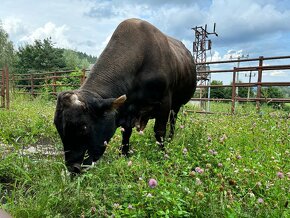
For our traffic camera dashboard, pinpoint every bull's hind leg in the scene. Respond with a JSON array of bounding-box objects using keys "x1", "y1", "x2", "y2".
[
  {"x1": 169, "y1": 106, "x2": 181, "y2": 139},
  {"x1": 154, "y1": 100, "x2": 171, "y2": 150},
  {"x1": 120, "y1": 127, "x2": 132, "y2": 156}
]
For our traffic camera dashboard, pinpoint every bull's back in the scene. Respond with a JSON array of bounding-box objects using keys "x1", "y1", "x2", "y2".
[{"x1": 167, "y1": 37, "x2": 197, "y2": 107}]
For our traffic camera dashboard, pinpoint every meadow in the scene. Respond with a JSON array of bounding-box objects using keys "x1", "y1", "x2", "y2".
[{"x1": 0, "y1": 95, "x2": 289, "y2": 217}]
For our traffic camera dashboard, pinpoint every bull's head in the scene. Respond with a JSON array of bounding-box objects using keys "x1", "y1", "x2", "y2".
[{"x1": 54, "y1": 91, "x2": 126, "y2": 173}]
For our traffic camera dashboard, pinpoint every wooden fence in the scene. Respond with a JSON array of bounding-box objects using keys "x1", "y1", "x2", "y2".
[
  {"x1": 0, "y1": 66, "x2": 10, "y2": 109},
  {"x1": 11, "y1": 69, "x2": 89, "y2": 96},
  {"x1": 193, "y1": 55, "x2": 290, "y2": 113},
  {"x1": 1, "y1": 55, "x2": 290, "y2": 114}
]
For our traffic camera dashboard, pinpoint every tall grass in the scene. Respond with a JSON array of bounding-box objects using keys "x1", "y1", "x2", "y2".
[{"x1": 0, "y1": 95, "x2": 289, "y2": 217}]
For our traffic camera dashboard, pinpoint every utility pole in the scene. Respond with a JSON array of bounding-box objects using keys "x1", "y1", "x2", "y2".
[
  {"x1": 245, "y1": 71, "x2": 256, "y2": 99},
  {"x1": 229, "y1": 53, "x2": 249, "y2": 106},
  {"x1": 192, "y1": 23, "x2": 218, "y2": 112}
]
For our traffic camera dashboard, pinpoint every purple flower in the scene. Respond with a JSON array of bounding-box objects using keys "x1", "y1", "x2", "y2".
[
  {"x1": 209, "y1": 149, "x2": 218, "y2": 155},
  {"x1": 148, "y1": 178, "x2": 158, "y2": 188},
  {"x1": 257, "y1": 198, "x2": 264, "y2": 204},
  {"x1": 195, "y1": 167, "x2": 204, "y2": 174},
  {"x1": 277, "y1": 172, "x2": 284, "y2": 179}
]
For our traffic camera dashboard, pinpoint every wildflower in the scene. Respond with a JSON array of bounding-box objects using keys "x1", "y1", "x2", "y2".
[
  {"x1": 184, "y1": 187, "x2": 191, "y2": 194},
  {"x1": 164, "y1": 153, "x2": 169, "y2": 159},
  {"x1": 195, "y1": 167, "x2": 204, "y2": 174},
  {"x1": 127, "y1": 160, "x2": 133, "y2": 167},
  {"x1": 139, "y1": 177, "x2": 143, "y2": 181},
  {"x1": 206, "y1": 163, "x2": 212, "y2": 169},
  {"x1": 236, "y1": 155, "x2": 242, "y2": 160},
  {"x1": 139, "y1": 130, "x2": 144, "y2": 135},
  {"x1": 91, "y1": 207, "x2": 97, "y2": 215},
  {"x1": 218, "y1": 163, "x2": 223, "y2": 168},
  {"x1": 148, "y1": 178, "x2": 158, "y2": 188},
  {"x1": 220, "y1": 134, "x2": 227, "y2": 143},
  {"x1": 256, "y1": 182, "x2": 262, "y2": 187},
  {"x1": 104, "y1": 141, "x2": 108, "y2": 146},
  {"x1": 277, "y1": 172, "x2": 284, "y2": 179},
  {"x1": 120, "y1": 127, "x2": 125, "y2": 132},
  {"x1": 209, "y1": 149, "x2": 218, "y2": 155},
  {"x1": 180, "y1": 125, "x2": 184, "y2": 129},
  {"x1": 207, "y1": 135, "x2": 212, "y2": 142},
  {"x1": 189, "y1": 171, "x2": 195, "y2": 177},
  {"x1": 196, "y1": 191, "x2": 204, "y2": 199},
  {"x1": 249, "y1": 192, "x2": 255, "y2": 198},
  {"x1": 113, "y1": 203, "x2": 120, "y2": 209},
  {"x1": 195, "y1": 177, "x2": 202, "y2": 185},
  {"x1": 146, "y1": 193, "x2": 153, "y2": 198},
  {"x1": 182, "y1": 148, "x2": 188, "y2": 155},
  {"x1": 127, "y1": 204, "x2": 133, "y2": 209},
  {"x1": 257, "y1": 198, "x2": 264, "y2": 204}
]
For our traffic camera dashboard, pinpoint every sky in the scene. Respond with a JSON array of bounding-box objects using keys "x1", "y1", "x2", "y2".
[{"x1": 1, "y1": 0, "x2": 290, "y2": 84}]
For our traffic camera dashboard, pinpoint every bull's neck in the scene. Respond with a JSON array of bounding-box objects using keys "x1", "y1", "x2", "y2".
[{"x1": 81, "y1": 50, "x2": 141, "y2": 99}]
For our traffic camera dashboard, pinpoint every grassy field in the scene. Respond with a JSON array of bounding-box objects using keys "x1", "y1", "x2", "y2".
[{"x1": 0, "y1": 95, "x2": 289, "y2": 217}]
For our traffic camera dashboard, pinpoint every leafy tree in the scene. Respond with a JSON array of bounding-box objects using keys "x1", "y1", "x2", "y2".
[
  {"x1": 261, "y1": 86, "x2": 285, "y2": 108},
  {"x1": 210, "y1": 80, "x2": 226, "y2": 98},
  {"x1": 0, "y1": 21, "x2": 16, "y2": 69},
  {"x1": 16, "y1": 38, "x2": 66, "y2": 73},
  {"x1": 63, "y1": 49, "x2": 90, "y2": 69}
]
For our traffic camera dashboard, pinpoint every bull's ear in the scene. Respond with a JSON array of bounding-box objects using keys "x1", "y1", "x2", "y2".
[{"x1": 112, "y1": 95, "x2": 127, "y2": 109}]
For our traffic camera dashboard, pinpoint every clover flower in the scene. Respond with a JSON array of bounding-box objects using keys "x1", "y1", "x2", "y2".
[
  {"x1": 127, "y1": 160, "x2": 132, "y2": 167},
  {"x1": 148, "y1": 178, "x2": 158, "y2": 188},
  {"x1": 257, "y1": 198, "x2": 264, "y2": 204},
  {"x1": 195, "y1": 167, "x2": 204, "y2": 174},
  {"x1": 277, "y1": 171, "x2": 284, "y2": 179}
]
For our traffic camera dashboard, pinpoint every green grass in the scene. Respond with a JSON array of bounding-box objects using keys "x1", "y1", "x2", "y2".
[{"x1": 0, "y1": 95, "x2": 289, "y2": 217}]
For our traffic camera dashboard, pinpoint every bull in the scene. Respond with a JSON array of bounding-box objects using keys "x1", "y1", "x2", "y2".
[{"x1": 54, "y1": 18, "x2": 197, "y2": 173}]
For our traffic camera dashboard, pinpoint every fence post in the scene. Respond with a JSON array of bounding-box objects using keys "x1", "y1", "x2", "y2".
[
  {"x1": 53, "y1": 72, "x2": 56, "y2": 95},
  {"x1": 5, "y1": 65, "x2": 9, "y2": 109},
  {"x1": 30, "y1": 73, "x2": 34, "y2": 97},
  {"x1": 256, "y1": 56, "x2": 263, "y2": 113},
  {"x1": 1, "y1": 68, "x2": 5, "y2": 108},
  {"x1": 231, "y1": 67, "x2": 237, "y2": 114}
]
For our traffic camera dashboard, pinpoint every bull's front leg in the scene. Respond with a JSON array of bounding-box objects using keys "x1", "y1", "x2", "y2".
[{"x1": 120, "y1": 127, "x2": 132, "y2": 156}]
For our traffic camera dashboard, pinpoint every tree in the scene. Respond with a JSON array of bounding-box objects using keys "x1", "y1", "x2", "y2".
[
  {"x1": 0, "y1": 21, "x2": 16, "y2": 69},
  {"x1": 261, "y1": 86, "x2": 285, "y2": 108},
  {"x1": 62, "y1": 49, "x2": 90, "y2": 70},
  {"x1": 210, "y1": 80, "x2": 226, "y2": 98},
  {"x1": 16, "y1": 38, "x2": 66, "y2": 73}
]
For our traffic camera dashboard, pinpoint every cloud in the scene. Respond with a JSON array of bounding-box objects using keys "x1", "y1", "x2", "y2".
[
  {"x1": 263, "y1": 71, "x2": 289, "y2": 77},
  {"x1": 20, "y1": 22, "x2": 71, "y2": 48},
  {"x1": 2, "y1": 17, "x2": 30, "y2": 44}
]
